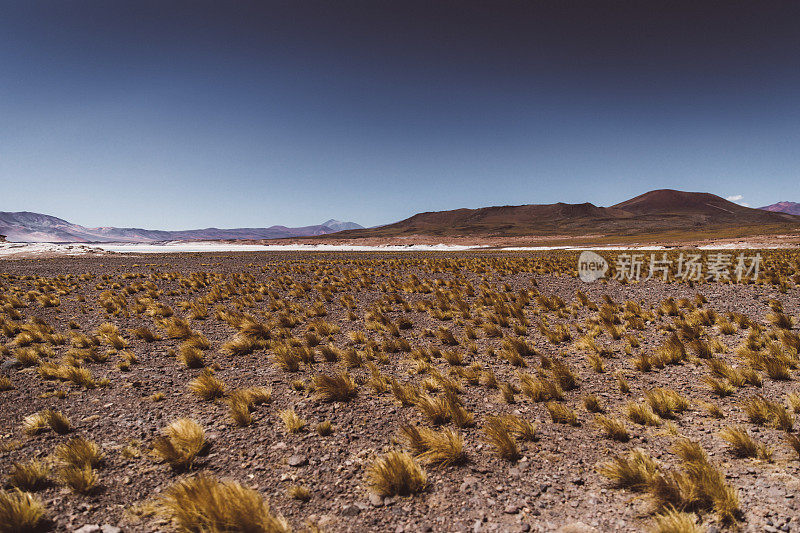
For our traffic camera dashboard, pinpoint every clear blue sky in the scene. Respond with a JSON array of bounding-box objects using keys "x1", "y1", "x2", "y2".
[{"x1": 2, "y1": 1, "x2": 799, "y2": 230}]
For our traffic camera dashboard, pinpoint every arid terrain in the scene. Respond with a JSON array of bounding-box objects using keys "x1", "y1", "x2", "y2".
[{"x1": 1, "y1": 251, "x2": 800, "y2": 533}]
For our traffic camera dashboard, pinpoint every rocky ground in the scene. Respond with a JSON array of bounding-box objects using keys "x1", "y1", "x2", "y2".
[{"x1": 0, "y1": 251, "x2": 799, "y2": 532}]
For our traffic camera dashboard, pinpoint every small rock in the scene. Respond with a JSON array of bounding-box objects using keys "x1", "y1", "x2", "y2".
[
  {"x1": 287, "y1": 455, "x2": 308, "y2": 467},
  {"x1": 73, "y1": 526, "x2": 101, "y2": 533},
  {"x1": 0, "y1": 359, "x2": 20, "y2": 372},
  {"x1": 504, "y1": 504, "x2": 520, "y2": 514},
  {"x1": 101, "y1": 526, "x2": 122, "y2": 533},
  {"x1": 369, "y1": 493, "x2": 384, "y2": 507},
  {"x1": 341, "y1": 504, "x2": 360, "y2": 516},
  {"x1": 557, "y1": 523, "x2": 599, "y2": 533}
]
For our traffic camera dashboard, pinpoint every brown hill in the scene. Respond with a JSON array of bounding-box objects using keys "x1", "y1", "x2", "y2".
[{"x1": 319, "y1": 189, "x2": 800, "y2": 242}]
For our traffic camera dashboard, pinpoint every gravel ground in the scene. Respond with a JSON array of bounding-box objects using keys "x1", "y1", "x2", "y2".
[{"x1": 0, "y1": 251, "x2": 798, "y2": 533}]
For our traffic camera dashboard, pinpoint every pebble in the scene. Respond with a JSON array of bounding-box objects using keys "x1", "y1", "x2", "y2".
[
  {"x1": 341, "y1": 504, "x2": 360, "y2": 516},
  {"x1": 287, "y1": 454, "x2": 308, "y2": 467},
  {"x1": 73, "y1": 526, "x2": 121, "y2": 533},
  {"x1": 369, "y1": 493, "x2": 384, "y2": 507}
]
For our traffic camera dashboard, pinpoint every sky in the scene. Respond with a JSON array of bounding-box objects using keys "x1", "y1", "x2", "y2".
[{"x1": 1, "y1": 1, "x2": 800, "y2": 230}]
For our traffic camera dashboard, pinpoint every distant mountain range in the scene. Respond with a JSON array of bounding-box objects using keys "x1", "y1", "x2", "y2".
[
  {"x1": 318, "y1": 189, "x2": 800, "y2": 240},
  {"x1": 4, "y1": 191, "x2": 799, "y2": 245},
  {"x1": 0, "y1": 212, "x2": 363, "y2": 243},
  {"x1": 759, "y1": 202, "x2": 800, "y2": 216}
]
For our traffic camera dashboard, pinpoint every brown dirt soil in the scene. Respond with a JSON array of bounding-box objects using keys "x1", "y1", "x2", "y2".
[{"x1": 0, "y1": 251, "x2": 799, "y2": 532}]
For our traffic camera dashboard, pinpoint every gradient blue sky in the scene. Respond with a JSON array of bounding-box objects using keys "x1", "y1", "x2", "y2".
[{"x1": 2, "y1": 1, "x2": 799, "y2": 229}]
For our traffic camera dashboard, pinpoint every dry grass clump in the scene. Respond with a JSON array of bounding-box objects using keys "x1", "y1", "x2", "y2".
[
  {"x1": 696, "y1": 400, "x2": 724, "y2": 419},
  {"x1": 626, "y1": 401, "x2": 662, "y2": 426},
  {"x1": 178, "y1": 344, "x2": 205, "y2": 369},
  {"x1": 741, "y1": 395, "x2": 794, "y2": 430},
  {"x1": 225, "y1": 385, "x2": 272, "y2": 422},
  {"x1": 279, "y1": 408, "x2": 306, "y2": 433},
  {"x1": 399, "y1": 425, "x2": 466, "y2": 467},
  {"x1": 644, "y1": 388, "x2": 689, "y2": 419},
  {"x1": 0, "y1": 489, "x2": 46, "y2": 533},
  {"x1": 583, "y1": 394, "x2": 605, "y2": 413},
  {"x1": 518, "y1": 373, "x2": 563, "y2": 402},
  {"x1": 23, "y1": 409, "x2": 71, "y2": 435},
  {"x1": 788, "y1": 392, "x2": 800, "y2": 413},
  {"x1": 227, "y1": 396, "x2": 254, "y2": 427},
  {"x1": 500, "y1": 414, "x2": 537, "y2": 442},
  {"x1": 221, "y1": 335, "x2": 257, "y2": 356},
  {"x1": 767, "y1": 311, "x2": 794, "y2": 330},
  {"x1": 482, "y1": 416, "x2": 521, "y2": 461},
  {"x1": 7, "y1": 461, "x2": 50, "y2": 491},
  {"x1": 188, "y1": 370, "x2": 226, "y2": 401},
  {"x1": 650, "y1": 439, "x2": 740, "y2": 524},
  {"x1": 287, "y1": 484, "x2": 311, "y2": 502},
  {"x1": 132, "y1": 326, "x2": 160, "y2": 342},
  {"x1": 719, "y1": 426, "x2": 772, "y2": 460},
  {"x1": 52, "y1": 436, "x2": 102, "y2": 494},
  {"x1": 618, "y1": 373, "x2": 631, "y2": 393},
  {"x1": 546, "y1": 402, "x2": 579, "y2": 426},
  {"x1": 601, "y1": 439, "x2": 739, "y2": 523},
  {"x1": 650, "y1": 508, "x2": 703, "y2": 533},
  {"x1": 594, "y1": 414, "x2": 629, "y2": 441},
  {"x1": 152, "y1": 418, "x2": 207, "y2": 471},
  {"x1": 654, "y1": 334, "x2": 687, "y2": 366},
  {"x1": 272, "y1": 346, "x2": 302, "y2": 372},
  {"x1": 702, "y1": 376, "x2": 735, "y2": 397},
  {"x1": 548, "y1": 357, "x2": 579, "y2": 390},
  {"x1": 311, "y1": 372, "x2": 357, "y2": 402},
  {"x1": 598, "y1": 448, "x2": 659, "y2": 491},
  {"x1": 152, "y1": 474, "x2": 290, "y2": 533},
  {"x1": 54, "y1": 436, "x2": 103, "y2": 468},
  {"x1": 316, "y1": 420, "x2": 333, "y2": 436},
  {"x1": 366, "y1": 451, "x2": 427, "y2": 496},
  {"x1": 58, "y1": 465, "x2": 98, "y2": 494},
  {"x1": 763, "y1": 357, "x2": 792, "y2": 380}
]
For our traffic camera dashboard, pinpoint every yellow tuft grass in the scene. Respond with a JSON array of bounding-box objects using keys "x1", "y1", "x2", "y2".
[
  {"x1": 546, "y1": 402, "x2": 579, "y2": 426},
  {"x1": 598, "y1": 448, "x2": 659, "y2": 491},
  {"x1": 311, "y1": 372, "x2": 358, "y2": 402},
  {"x1": 482, "y1": 416, "x2": 521, "y2": 462},
  {"x1": 594, "y1": 414, "x2": 630, "y2": 441},
  {"x1": 57, "y1": 465, "x2": 98, "y2": 494},
  {"x1": 650, "y1": 508, "x2": 703, "y2": 533},
  {"x1": 152, "y1": 418, "x2": 207, "y2": 471},
  {"x1": 719, "y1": 426, "x2": 772, "y2": 460},
  {"x1": 366, "y1": 451, "x2": 427, "y2": 496},
  {"x1": 7, "y1": 461, "x2": 49, "y2": 491},
  {"x1": 0, "y1": 489, "x2": 46, "y2": 533},
  {"x1": 54, "y1": 436, "x2": 103, "y2": 468},
  {"x1": 152, "y1": 474, "x2": 290, "y2": 532},
  {"x1": 188, "y1": 370, "x2": 226, "y2": 401},
  {"x1": 279, "y1": 409, "x2": 306, "y2": 433},
  {"x1": 400, "y1": 426, "x2": 467, "y2": 467}
]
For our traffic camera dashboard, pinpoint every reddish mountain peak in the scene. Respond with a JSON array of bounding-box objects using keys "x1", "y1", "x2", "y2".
[
  {"x1": 611, "y1": 189, "x2": 746, "y2": 214},
  {"x1": 760, "y1": 201, "x2": 800, "y2": 215}
]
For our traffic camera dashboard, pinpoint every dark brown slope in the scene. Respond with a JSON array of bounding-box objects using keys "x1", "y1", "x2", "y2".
[
  {"x1": 613, "y1": 189, "x2": 796, "y2": 222},
  {"x1": 329, "y1": 202, "x2": 632, "y2": 238},
  {"x1": 320, "y1": 189, "x2": 800, "y2": 241}
]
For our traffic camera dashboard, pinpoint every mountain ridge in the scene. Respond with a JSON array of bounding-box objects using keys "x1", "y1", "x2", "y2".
[
  {"x1": 318, "y1": 189, "x2": 800, "y2": 240},
  {"x1": 0, "y1": 212, "x2": 363, "y2": 243},
  {"x1": 760, "y1": 202, "x2": 800, "y2": 216}
]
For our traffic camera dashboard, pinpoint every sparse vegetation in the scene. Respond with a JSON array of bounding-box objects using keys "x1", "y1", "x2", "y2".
[
  {"x1": 152, "y1": 474, "x2": 290, "y2": 532},
  {"x1": 1, "y1": 250, "x2": 797, "y2": 530}
]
